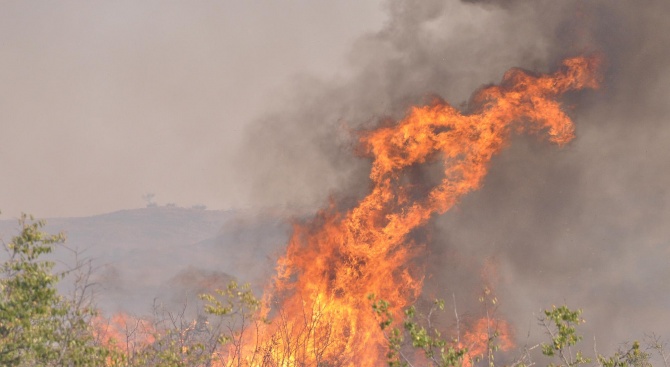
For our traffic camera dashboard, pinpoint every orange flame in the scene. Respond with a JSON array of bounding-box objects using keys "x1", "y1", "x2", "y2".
[
  {"x1": 460, "y1": 318, "x2": 515, "y2": 367},
  {"x1": 93, "y1": 313, "x2": 155, "y2": 356},
  {"x1": 231, "y1": 55, "x2": 601, "y2": 366}
]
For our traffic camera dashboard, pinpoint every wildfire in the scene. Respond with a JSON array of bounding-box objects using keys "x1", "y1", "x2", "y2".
[
  {"x1": 460, "y1": 318, "x2": 514, "y2": 367},
  {"x1": 230, "y1": 55, "x2": 601, "y2": 366},
  {"x1": 93, "y1": 313, "x2": 155, "y2": 357}
]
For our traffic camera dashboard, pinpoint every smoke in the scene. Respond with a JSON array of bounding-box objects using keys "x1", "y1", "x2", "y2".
[
  {"x1": 237, "y1": 0, "x2": 670, "y2": 355},
  {"x1": 428, "y1": 0, "x2": 670, "y2": 351}
]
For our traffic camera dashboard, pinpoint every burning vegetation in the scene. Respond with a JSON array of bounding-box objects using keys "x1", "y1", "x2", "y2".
[
  {"x1": 218, "y1": 55, "x2": 603, "y2": 366},
  {"x1": 0, "y1": 55, "x2": 610, "y2": 367}
]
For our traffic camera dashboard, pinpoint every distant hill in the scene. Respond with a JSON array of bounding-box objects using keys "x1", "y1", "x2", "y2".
[{"x1": 0, "y1": 207, "x2": 290, "y2": 315}]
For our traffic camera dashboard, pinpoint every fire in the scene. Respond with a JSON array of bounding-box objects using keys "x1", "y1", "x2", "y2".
[
  {"x1": 93, "y1": 313, "x2": 155, "y2": 357},
  {"x1": 230, "y1": 55, "x2": 601, "y2": 366},
  {"x1": 460, "y1": 318, "x2": 515, "y2": 367}
]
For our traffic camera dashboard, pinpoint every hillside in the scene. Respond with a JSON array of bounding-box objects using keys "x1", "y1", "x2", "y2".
[{"x1": 0, "y1": 207, "x2": 290, "y2": 314}]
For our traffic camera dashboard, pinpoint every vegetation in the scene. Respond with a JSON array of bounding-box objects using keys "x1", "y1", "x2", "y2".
[
  {"x1": 0, "y1": 214, "x2": 113, "y2": 366},
  {"x1": 371, "y1": 295, "x2": 669, "y2": 367},
  {"x1": 0, "y1": 214, "x2": 667, "y2": 366},
  {"x1": 370, "y1": 295, "x2": 467, "y2": 367}
]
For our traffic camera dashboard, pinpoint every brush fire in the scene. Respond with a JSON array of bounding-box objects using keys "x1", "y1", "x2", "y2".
[
  {"x1": 95, "y1": 55, "x2": 601, "y2": 366},
  {"x1": 219, "y1": 55, "x2": 601, "y2": 366}
]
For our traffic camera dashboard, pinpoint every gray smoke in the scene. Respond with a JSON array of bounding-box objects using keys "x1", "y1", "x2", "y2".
[{"x1": 236, "y1": 0, "x2": 670, "y2": 357}]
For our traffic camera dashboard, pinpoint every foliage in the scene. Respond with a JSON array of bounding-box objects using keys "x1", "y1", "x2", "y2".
[
  {"x1": 0, "y1": 212, "x2": 264, "y2": 367},
  {"x1": 0, "y1": 214, "x2": 114, "y2": 366},
  {"x1": 371, "y1": 298, "x2": 670, "y2": 367},
  {"x1": 370, "y1": 295, "x2": 467, "y2": 367},
  {"x1": 598, "y1": 341, "x2": 652, "y2": 367},
  {"x1": 540, "y1": 305, "x2": 591, "y2": 367},
  {"x1": 200, "y1": 280, "x2": 265, "y2": 366}
]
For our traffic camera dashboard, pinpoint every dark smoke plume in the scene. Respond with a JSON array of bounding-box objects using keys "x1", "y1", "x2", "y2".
[{"x1": 236, "y1": 0, "x2": 670, "y2": 354}]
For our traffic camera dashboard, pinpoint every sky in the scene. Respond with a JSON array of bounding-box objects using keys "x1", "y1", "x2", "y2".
[{"x1": 0, "y1": 0, "x2": 384, "y2": 218}]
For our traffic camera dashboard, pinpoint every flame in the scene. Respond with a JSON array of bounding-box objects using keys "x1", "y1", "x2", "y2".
[
  {"x1": 229, "y1": 55, "x2": 601, "y2": 366},
  {"x1": 460, "y1": 318, "x2": 514, "y2": 367},
  {"x1": 93, "y1": 313, "x2": 155, "y2": 356}
]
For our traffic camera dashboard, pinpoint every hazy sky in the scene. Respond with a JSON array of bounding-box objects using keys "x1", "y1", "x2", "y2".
[{"x1": 0, "y1": 0, "x2": 384, "y2": 218}]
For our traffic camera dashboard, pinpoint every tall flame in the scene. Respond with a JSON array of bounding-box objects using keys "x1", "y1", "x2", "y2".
[{"x1": 232, "y1": 55, "x2": 601, "y2": 366}]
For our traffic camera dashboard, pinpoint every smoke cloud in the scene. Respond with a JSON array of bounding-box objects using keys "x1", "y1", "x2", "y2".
[{"x1": 237, "y1": 0, "x2": 670, "y2": 354}]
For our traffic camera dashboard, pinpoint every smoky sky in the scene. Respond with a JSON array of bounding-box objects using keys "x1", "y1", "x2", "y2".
[
  {"x1": 0, "y1": 0, "x2": 384, "y2": 218},
  {"x1": 236, "y1": 0, "x2": 670, "y2": 355}
]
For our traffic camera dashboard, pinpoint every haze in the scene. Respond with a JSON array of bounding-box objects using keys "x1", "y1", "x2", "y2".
[{"x1": 0, "y1": 0, "x2": 384, "y2": 218}]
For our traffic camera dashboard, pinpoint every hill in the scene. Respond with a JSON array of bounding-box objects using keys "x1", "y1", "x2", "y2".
[{"x1": 0, "y1": 207, "x2": 290, "y2": 315}]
